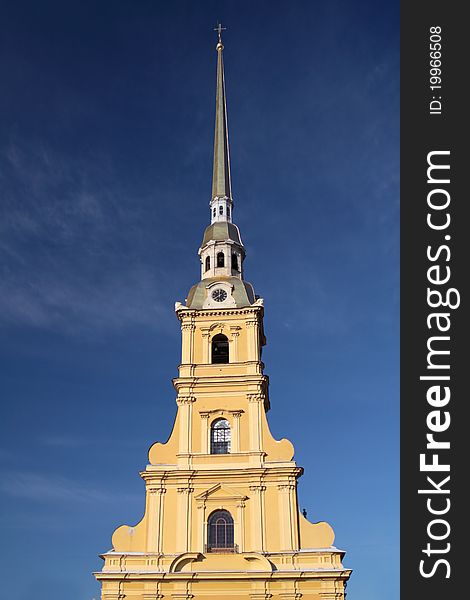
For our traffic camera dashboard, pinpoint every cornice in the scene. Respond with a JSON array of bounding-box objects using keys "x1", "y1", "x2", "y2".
[
  {"x1": 176, "y1": 305, "x2": 264, "y2": 321},
  {"x1": 173, "y1": 372, "x2": 268, "y2": 385},
  {"x1": 194, "y1": 482, "x2": 249, "y2": 502},
  {"x1": 176, "y1": 395, "x2": 196, "y2": 405},
  {"x1": 95, "y1": 568, "x2": 353, "y2": 581},
  {"x1": 99, "y1": 547, "x2": 346, "y2": 557},
  {"x1": 141, "y1": 465, "x2": 303, "y2": 481},
  {"x1": 199, "y1": 409, "x2": 245, "y2": 418}
]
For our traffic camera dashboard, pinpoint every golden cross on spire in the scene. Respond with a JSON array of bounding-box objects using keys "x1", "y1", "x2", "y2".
[{"x1": 214, "y1": 22, "x2": 226, "y2": 44}]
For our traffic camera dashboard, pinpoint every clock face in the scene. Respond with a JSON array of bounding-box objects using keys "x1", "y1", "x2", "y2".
[{"x1": 212, "y1": 288, "x2": 227, "y2": 302}]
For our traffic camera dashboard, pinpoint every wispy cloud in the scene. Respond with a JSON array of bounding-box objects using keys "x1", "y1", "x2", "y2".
[
  {"x1": 0, "y1": 471, "x2": 140, "y2": 504},
  {"x1": 0, "y1": 448, "x2": 13, "y2": 461},
  {"x1": 0, "y1": 264, "x2": 168, "y2": 335},
  {"x1": 0, "y1": 140, "x2": 173, "y2": 335},
  {"x1": 39, "y1": 435, "x2": 98, "y2": 449},
  {"x1": 39, "y1": 434, "x2": 144, "y2": 450}
]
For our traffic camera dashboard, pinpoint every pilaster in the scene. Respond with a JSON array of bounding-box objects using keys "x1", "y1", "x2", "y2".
[
  {"x1": 146, "y1": 487, "x2": 166, "y2": 552},
  {"x1": 229, "y1": 325, "x2": 241, "y2": 360},
  {"x1": 180, "y1": 322, "x2": 196, "y2": 364},
  {"x1": 249, "y1": 484, "x2": 266, "y2": 551},
  {"x1": 248, "y1": 394, "x2": 264, "y2": 452},
  {"x1": 143, "y1": 582, "x2": 164, "y2": 600},
  {"x1": 176, "y1": 485, "x2": 194, "y2": 552},
  {"x1": 250, "y1": 592, "x2": 272, "y2": 600},
  {"x1": 197, "y1": 502, "x2": 206, "y2": 551},
  {"x1": 201, "y1": 327, "x2": 211, "y2": 363},
  {"x1": 246, "y1": 318, "x2": 258, "y2": 360},
  {"x1": 277, "y1": 483, "x2": 298, "y2": 551},
  {"x1": 232, "y1": 410, "x2": 242, "y2": 451},
  {"x1": 236, "y1": 498, "x2": 246, "y2": 552},
  {"x1": 176, "y1": 396, "x2": 196, "y2": 455},
  {"x1": 199, "y1": 412, "x2": 210, "y2": 453}
]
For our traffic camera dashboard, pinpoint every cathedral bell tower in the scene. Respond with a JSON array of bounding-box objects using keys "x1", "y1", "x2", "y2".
[{"x1": 95, "y1": 26, "x2": 351, "y2": 600}]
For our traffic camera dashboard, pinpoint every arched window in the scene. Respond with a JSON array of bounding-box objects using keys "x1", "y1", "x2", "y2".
[
  {"x1": 210, "y1": 418, "x2": 231, "y2": 454},
  {"x1": 217, "y1": 252, "x2": 225, "y2": 268},
  {"x1": 212, "y1": 333, "x2": 229, "y2": 364},
  {"x1": 219, "y1": 205, "x2": 223, "y2": 215},
  {"x1": 205, "y1": 256, "x2": 210, "y2": 272},
  {"x1": 207, "y1": 509, "x2": 234, "y2": 551},
  {"x1": 213, "y1": 208, "x2": 216, "y2": 217},
  {"x1": 231, "y1": 253, "x2": 238, "y2": 271},
  {"x1": 227, "y1": 206, "x2": 230, "y2": 218}
]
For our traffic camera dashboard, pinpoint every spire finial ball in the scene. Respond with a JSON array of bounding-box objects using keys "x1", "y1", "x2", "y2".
[{"x1": 216, "y1": 41, "x2": 224, "y2": 51}]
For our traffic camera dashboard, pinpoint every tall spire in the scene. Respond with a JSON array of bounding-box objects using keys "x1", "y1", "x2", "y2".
[
  {"x1": 211, "y1": 23, "x2": 232, "y2": 220},
  {"x1": 183, "y1": 25, "x2": 255, "y2": 308}
]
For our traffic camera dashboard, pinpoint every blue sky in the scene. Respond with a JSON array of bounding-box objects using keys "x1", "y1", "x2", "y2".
[{"x1": 0, "y1": 1, "x2": 399, "y2": 599}]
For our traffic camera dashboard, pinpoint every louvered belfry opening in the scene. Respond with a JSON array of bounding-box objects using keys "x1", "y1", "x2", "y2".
[
  {"x1": 211, "y1": 334, "x2": 229, "y2": 364},
  {"x1": 231, "y1": 253, "x2": 238, "y2": 271}
]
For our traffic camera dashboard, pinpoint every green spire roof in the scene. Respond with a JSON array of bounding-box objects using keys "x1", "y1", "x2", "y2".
[{"x1": 211, "y1": 33, "x2": 232, "y2": 201}]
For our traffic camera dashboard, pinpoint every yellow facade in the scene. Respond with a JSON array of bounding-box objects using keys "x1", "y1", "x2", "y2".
[{"x1": 95, "y1": 28, "x2": 351, "y2": 600}]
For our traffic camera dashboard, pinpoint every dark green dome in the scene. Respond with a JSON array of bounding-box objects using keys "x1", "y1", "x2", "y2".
[
  {"x1": 202, "y1": 222, "x2": 243, "y2": 246},
  {"x1": 186, "y1": 277, "x2": 255, "y2": 309}
]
